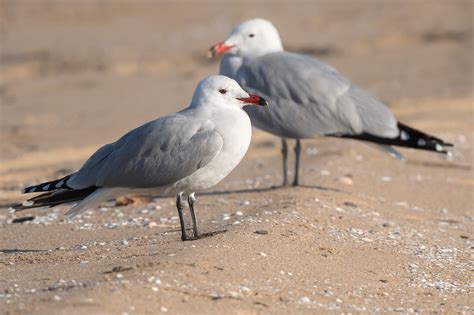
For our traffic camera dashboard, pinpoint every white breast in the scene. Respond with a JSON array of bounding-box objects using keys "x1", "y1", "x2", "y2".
[{"x1": 170, "y1": 108, "x2": 252, "y2": 194}]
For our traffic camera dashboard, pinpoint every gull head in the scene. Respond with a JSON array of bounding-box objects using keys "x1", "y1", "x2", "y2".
[
  {"x1": 191, "y1": 75, "x2": 268, "y2": 109},
  {"x1": 209, "y1": 19, "x2": 283, "y2": 59}
]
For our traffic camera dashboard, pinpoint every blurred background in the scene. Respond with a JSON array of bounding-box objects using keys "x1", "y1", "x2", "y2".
[{"x1": 0, "y1": 0, "x2": 472, "y2": 195}]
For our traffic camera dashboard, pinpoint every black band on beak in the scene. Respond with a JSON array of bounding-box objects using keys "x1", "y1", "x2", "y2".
[
  {"x1": 237, "y1": 94, "x2": 269, "y2": 106},
  {"x1": 258, "y1": 96, "x2": 269, "y2": 106}
]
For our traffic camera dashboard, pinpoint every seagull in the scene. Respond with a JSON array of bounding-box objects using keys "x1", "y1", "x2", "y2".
[
  {"x1": 11, "y1": 75, "x2": 268, "y2": 241},
  {"x1": 209, "y1": 18, "x2": 452, "y2": 187}
]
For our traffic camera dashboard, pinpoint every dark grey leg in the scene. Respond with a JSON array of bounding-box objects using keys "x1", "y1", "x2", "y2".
[
  {"x1": 292, "y1": 139, "x2": 301, "y2": 187},
  {"x1": 176, "y1": 192, "x2": 227, "y2": 242},
  {"x1": 188, "y1": 192, "x2": 200, "y2": 238},
  {"x1": 281, "y1": 138, "x2": 289, "y2": 187},
  {"x1": 176, "y1": 192, "x2": 188, "y2": 241}
]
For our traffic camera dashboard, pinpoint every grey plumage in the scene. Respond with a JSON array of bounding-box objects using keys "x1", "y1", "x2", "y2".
[
  {"x1": 212, "y1": 18, "x2": 452, "y2": 185},
  {"x1": 237, "y1": 52, "x2": 398, "y2": 139},
  {"x1": 68, "y1": 113, "x2": 223, "y2": 189},
  {"x1": 11, "y1": 75, "x2": 267, "y2": 241}
]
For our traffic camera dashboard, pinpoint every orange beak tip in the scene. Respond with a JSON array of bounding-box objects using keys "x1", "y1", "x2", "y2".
[{"x1": 208, "y1": 42, "x2": 235, "y2": 58}]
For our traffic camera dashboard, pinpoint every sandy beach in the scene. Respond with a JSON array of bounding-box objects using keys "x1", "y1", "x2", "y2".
[{"x1": 0, "y1": 1, "x2": 473, "y2": 314}]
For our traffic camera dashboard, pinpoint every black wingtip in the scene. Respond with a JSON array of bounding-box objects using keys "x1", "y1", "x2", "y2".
[
  {"x1": 12, "y1": 186, "x2": 99, "y2": 213},
  {"x1": 22, "y1": 175, "x2": 73, "y2": 194},
  {"x1": 331, "y1": 122, "x2": 453, "y2": 155},
  {"x1": 397, "y1": 122, "x2": 453, "y2": 154}
]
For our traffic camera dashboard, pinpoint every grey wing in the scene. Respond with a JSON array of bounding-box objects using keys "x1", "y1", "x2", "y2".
[
  {"x1": 238, "y1": 52, "x2": 398, "y2": 138},
  {"x1": 335, "y1": 85, "x2": 398, "y2": 138},
  {"x1": 68, "y1": 114, "x2": 223, "y2": 189},
  {"x1": 67, "y1": 143, "x2": 116, "y2": 188}
]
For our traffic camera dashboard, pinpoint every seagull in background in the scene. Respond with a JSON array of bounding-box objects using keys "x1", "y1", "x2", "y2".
[{"x1": 210, "y1": 18, "x2": 452, "y2": 187}]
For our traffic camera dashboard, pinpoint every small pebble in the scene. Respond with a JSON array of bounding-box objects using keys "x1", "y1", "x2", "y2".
[
  {"x1": 259, "y1": 252, "x2": 267, "y2": 257},
  {"x1": 240, "y1": 286, "x2": 251, "y2": 292},
  {"x1": 306, "y1": 147, "x2": 318, "y2": 155},
  {"x1": 394, "y1": 201, "x2": 409, "y2": 208},
  {"x1": 255, "y1": 230, "x2": 268, "y2": 235},
  {"x1": 343, "y1": 201, "x2": 357, "y2": 208},
  {"x1": 338, "y1": 176, "x2": 353, "y2": 185},
  {"x1": 320, "y1": 170, "x2": 330, "y2": 176},
  {"x1": 380, "y1": 176, "x2": 392, "y2": 182}
]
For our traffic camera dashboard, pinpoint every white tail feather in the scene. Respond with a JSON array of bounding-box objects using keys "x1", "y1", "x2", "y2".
[
  {"x1": 368, "y1": 144, "x2": 406, "y2": 161},
  {"x1": 65, "y1": 187, "x2": 127, "y2": 218}
]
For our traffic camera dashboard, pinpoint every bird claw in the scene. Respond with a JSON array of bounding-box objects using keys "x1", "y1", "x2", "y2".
[{"x1": 181, "y1": 229, "x2": 227, "y2": 241}]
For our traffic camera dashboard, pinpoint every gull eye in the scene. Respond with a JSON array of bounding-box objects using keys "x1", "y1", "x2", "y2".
[
  {"x1": 248, "y1": 33, "x2": 255, "y2": 38},
  {"x1": 219, "y1": 89, "x2": 227, "y2": 94}
]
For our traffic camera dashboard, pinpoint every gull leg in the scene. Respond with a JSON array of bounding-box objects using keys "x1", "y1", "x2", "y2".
[
  {"x1": 281, "y1": 138, "x2": 289, "y2": 187},
  {"x1": 184, "y1": 192, "x2": 226, "y2": 241},
  {"x1": 292, "y1": 139, "x2": 301, "y2": 187},
  {"x1": 188, "y1": 192, "x2": 200, "y2": 238},
  {"x1": 176, "y1": 192, "x2": 188, "y2": 241}
]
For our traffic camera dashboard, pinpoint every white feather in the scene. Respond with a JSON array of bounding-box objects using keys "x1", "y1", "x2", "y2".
[{"x1": 65, "y1": 187, "x2": 127, "y2": 218}]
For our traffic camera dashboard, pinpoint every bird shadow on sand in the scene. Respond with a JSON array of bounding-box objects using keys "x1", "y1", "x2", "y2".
[
  {"x1": 297, "y1": 184, "x2": 341, "y2": 192},
  {"x1": 202, "y1": 184, "x2": 340, "y2": 197},
  {"x1": 407, "y1": 159, "x2": 471, "y2": 171},
  {"x1": 0, "y1": 248, "x2": 48, "y2": 254}
]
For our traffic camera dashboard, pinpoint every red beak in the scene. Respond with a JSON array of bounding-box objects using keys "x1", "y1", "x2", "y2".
[
  {"x1": 208, "y1": 42, "x2": 235, "y2": 58},
  {"x1": 237, "y1": 94, "x2": 268, "y2": 106}
]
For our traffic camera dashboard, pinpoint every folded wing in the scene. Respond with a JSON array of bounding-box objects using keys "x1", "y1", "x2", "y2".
[
  {"x1": 237, "y1": 52, "x2": 398, "y2": 138},
  {"x1": 68, "y1": 113, "x2": 224, "y2": 189}
]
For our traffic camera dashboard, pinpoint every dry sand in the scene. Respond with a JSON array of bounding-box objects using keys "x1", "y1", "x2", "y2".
[{"x1": 0, "y1": 1, "x2": 473, "y2": 314}]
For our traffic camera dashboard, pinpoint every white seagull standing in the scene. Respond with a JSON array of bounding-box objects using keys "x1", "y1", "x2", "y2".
[
  {"x1": 209, "y1": 19, "x2": 452, "y2": 187},
  {"x1": 12, "y1": 75, "x2": 268, "y2": 241}
]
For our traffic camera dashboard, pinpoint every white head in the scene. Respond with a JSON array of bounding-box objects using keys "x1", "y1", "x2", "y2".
[
  {"x1": 209, "y1": 19, "x2": 283, "y2": 59},
  {"x1": 191, "y1": 75, "x2": 268, "y2": 109}
]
